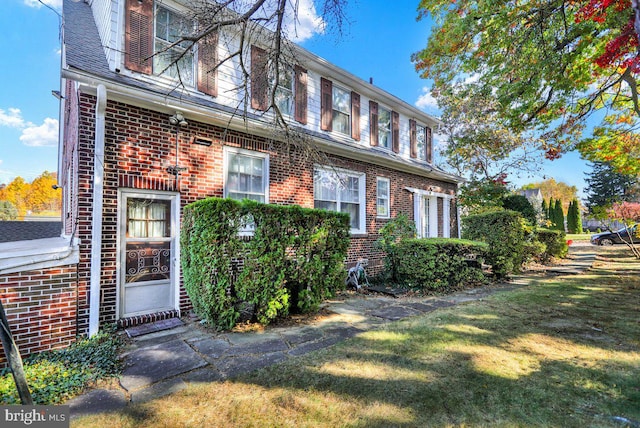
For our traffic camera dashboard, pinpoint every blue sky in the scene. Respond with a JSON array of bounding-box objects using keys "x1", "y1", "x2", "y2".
[{"x1": 0, "y1": 0, "x2": 590, "y2": 198}]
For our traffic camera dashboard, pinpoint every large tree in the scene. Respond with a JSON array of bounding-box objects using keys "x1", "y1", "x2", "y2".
[
  {"x1": 434, "y1": 83, "x2": 539, "y2": 181},
  {"x1": 584, "y1": 161, "x2": 640, "y2": 212},
  {"x1": 414, "y1": 0, "x2": 640, "y2": 175}
]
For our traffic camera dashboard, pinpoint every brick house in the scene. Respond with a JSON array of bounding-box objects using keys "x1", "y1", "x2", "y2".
[{"x1": 1, "y1": 0, "x2": 463, "y2": 358}]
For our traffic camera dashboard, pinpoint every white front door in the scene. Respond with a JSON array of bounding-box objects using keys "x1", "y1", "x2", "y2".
[{"x1": 118, "y1": 190, "x2": 179, "y2": 318}]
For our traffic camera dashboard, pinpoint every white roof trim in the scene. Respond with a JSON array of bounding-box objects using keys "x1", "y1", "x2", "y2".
[
  {"x1": 405, "y1": 186, "x2": 456, "y2": 199},
  {"x1": 0, "y1": 237, "x2": 80, "y2": 275}
]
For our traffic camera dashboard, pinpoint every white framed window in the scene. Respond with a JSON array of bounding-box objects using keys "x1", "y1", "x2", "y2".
[
  {"x1": 314, "y1": 166, "x2": 366, "y2": 234},
  {"x1": 378, "y1": 107, "x2": 391, "y2": 149},
  {"x1": 376, "y1": 177, "x2": 390, "y2": 218},
  {"x1": 154, "y1": 5, "x2": 194, "y2": 86},
  {"x1": 332, "y1": 86, "x2": 351, "y2": 135},
  {"x1": 273, "y1": 64, "x2": 294, "y2": 116},
  {"x1": 416, "y1": 124, "x2": 426, "y2": 160},
  {"x1": 224, "y1": 147, "x2": 269, "y2": 203}
]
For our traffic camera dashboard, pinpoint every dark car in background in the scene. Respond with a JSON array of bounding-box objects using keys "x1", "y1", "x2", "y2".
[{"x1": 590, "y1": 224, "x2": 639, "y2": 246}]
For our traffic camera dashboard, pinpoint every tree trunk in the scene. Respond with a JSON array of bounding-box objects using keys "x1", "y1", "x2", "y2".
[{"x1": 0, "y1": 300, "x2": 33, "y2": 405}]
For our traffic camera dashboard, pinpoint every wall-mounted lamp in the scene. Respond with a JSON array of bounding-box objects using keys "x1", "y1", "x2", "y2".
[
  {"x1": 51, "y1": 90, "x2": 64, "y2": 100},
  {"x1": 169, "y1": 111, "x2": 188, "y2": 127},
  {"x1": 167, "y1": 111, "x2": 188, "y2": 180},
  {"x1": 52, "y1": 184, "x2": 61, "y2": 190}
]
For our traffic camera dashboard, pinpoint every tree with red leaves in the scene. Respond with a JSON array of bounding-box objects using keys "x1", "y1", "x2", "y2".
[{"x1": 414, "y1": 0, "x2": 640, "y2": 176}]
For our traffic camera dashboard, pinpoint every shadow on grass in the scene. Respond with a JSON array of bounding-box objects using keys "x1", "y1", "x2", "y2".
[{"x1": 73, "y1": 251, "x2": 639, "y2": 428}]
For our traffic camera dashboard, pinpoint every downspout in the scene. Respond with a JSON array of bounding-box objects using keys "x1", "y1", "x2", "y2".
[
  {"x1": 89, "y1": 84, "x2": 107, "y2": 337},
  {"x1": 457, "y1": 183, "x2": 462, "y2": 239}
]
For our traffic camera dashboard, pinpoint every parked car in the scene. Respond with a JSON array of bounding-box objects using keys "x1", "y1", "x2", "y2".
[{"x1": 590, "y1": 224, "x2": 640, "y2": 246}]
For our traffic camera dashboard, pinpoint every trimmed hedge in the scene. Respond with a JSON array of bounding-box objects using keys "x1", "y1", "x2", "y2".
[
  {"x1": 393, "y1": 238, "x2": 488, "y2": 290},
  {"x1": 535, "y1": 228, "x2": 569, "y2": 262},
  {"x1": 462, "y1": 210, "x2": 527, "y2": 279},
  {"x1": 181, "y1": 198, "x2": 350, "y2": 329}
]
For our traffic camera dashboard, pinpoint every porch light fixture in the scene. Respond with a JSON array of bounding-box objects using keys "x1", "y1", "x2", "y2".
[
  {"x1": 169, "y1": 111, "x2": 188, "y2": 127},
  {"x1": 167, "y1": 111, "x2": 188, "y2": 177}
]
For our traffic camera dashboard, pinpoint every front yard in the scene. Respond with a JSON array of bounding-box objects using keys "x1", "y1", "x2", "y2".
[{"x1": 73, "y1": 246, "x2": 639, "y2": 427}]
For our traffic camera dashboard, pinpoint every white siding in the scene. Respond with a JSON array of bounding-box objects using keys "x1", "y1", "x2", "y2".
[{"x1": 107, "y1": 1, "x2": 437, "y2": 166}]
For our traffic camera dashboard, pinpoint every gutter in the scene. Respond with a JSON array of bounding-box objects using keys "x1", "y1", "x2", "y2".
[{"x1": 89, "y1": 84, "x2": 107, "y2": 337}]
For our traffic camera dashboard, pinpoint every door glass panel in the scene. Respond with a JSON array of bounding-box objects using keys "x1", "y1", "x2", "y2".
[
  {"x1": 125, "y1": 241, "x2": 171, "y2": 284},
  {"x1": 125, "y1": 198, "x2": 172, "y2": 284}
]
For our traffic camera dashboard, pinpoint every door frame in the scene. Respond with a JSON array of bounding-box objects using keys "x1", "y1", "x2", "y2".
[{"x1": 116, "y1": 188, "x2": 181, "y2": 319}]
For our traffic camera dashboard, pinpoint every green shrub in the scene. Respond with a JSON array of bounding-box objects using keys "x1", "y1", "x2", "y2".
[
  {"x1": 375, "y1": 213, "x2": 416, "y2": 281},
  {"x1": 501, "y1": 194, "x2": 537, "y2": 226},
  {"x1": 462, "y1": 210, "x2": 527, "y2": 279},
  {"x1": 0, "y1": 328, "x2": 123, "y2": 404},
  {"x1": 181, "y1": 198, "x2": 350, "y2": 329},
  {"x1": 535, "y1": 228, "x2": 569, "y2": 262},
  {"x1": 393, "y1": 238, "x2": 488, "y2": 290}
]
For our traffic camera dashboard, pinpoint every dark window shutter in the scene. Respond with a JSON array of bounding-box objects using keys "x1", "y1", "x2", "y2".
[
  {"x1": 124, "y1": 0, "x2": 153, "y2": 74},
  {"x1": 351, "y1": 91, "x2": 360, "y2": 141},
  {"x1": 392, "y1": 111, "x2": 400, "y2": 153},
  {"x1": 409, "y1": 119, "x2": 417, "y2": 158},
  {"x1": 197, "y1": 32, "x2": 218, "y2": 97},
  {"x1": 251, "y1": 46, "x2": 268, "y2": 111},
  {"x1": 320, "y1": 77, "x2": 333, "y2": 131},
  {"x1": 426, "y1": 126, "x2": 433, "y2": 163},
  {"x1": 369, "y1": 101, "x2": 378, "y2": 147},
  {"x1": 294, "y1": 66, "x2": 308, "y2": 124}
]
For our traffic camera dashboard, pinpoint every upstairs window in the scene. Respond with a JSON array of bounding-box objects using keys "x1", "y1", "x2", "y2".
[
  {"x1": 124, "y1": 0, "x2": 217, "y2": 96},
  {"x1": 154, "y1": 5, "x2": 194, "y2": 86},
  {"x1": 321, "y1": 78, "x2": 358, "y2": 138},
  {"x1": 332, "y1": 86, "x2": 351, "y2": 135},
  {"x1": 274, "y1": 65, "x2": 294, "y2": 116},
  {"x1": 416, "y1": 124, "x2": 426, "y2": 160},
  {"x1": 378, "y1": 107, "x2": 391, "y2": 150},
  {"x1": 410, "y1": 121, "x2": 433, "y2": 163}
]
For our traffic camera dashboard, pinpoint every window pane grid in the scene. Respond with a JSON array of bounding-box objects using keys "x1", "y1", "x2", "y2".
[
  {"x1": 154, "y1": 6, "x2": 194, "y2": 86},
  {"x1": 378, "y1": 108, "x2": 391, "y2": 149},
  {"x1": 377, "y1": 178, "x2": 390, "y2": 217},
  {"x1": 314, "y1": 168, "x2": 363, "y2": 232},
  {"x1": 332, "y1": 86, "x2": 350, "y2": 135}
]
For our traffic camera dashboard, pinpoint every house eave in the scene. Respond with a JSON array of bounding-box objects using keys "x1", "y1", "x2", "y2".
[{"x1": 62, "y1": 67, "x2": 462, "y2": 184}]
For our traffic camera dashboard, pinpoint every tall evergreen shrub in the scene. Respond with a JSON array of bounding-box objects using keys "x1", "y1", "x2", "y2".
[
  {"x1": 181, "y1": 198, "x2": 350, "y2": 329},
  {"x1": 462, "y1": 210, "x2": 527, "y2": 279}
]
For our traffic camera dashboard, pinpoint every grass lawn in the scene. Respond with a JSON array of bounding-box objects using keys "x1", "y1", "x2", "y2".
[
  {"x1": 74, "y1": 247, "x2": 640, "y2": 427},
  {"x1": 565, "y1": 233, "x2": 592, "y2": 242}
]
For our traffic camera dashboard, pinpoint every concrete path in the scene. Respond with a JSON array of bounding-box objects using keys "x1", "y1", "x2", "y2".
[{"x1": 67, "y1": 244, "x2": 597, "y2": 419}]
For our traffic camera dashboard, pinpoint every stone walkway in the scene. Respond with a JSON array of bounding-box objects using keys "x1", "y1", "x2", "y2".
[{"x1": 67, "y1": 244, "x2": 597, "y2": 419}]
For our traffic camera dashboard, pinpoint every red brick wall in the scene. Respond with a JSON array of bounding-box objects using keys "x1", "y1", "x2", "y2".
[
  {"x1": 0, "y1": 265, "x2": 78, "y2": 365},
  {"x1": 75, "y1": 95, "x2": 458, "y2": 328}
]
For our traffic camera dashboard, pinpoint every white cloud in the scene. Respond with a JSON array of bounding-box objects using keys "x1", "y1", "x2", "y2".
[
  {"x1": 415, "y1": 87, "x2": 439, "y2": 112},
  {"x1": 19, "y1": 118, "x2": 59, "y2": 147},
  {"x1": 0, "y1": 108, "x2": 27, "y2": 128},
  {"x1": 286, "y1": 0, "x2": 325, "y2": 42},
  {"x1": 1, "y1": 107, "x2": 59, "y2": 147},
  {"x1": 23, "y1": 0, "x2": 62, "y2": 10}
]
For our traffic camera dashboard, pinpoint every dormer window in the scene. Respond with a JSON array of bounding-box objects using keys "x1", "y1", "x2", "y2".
[{"x1": 154, "y1": 5, "x2": 194, "y2": 86}]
